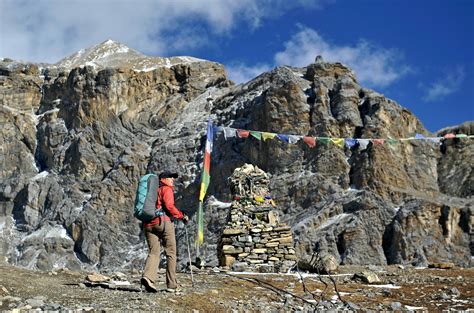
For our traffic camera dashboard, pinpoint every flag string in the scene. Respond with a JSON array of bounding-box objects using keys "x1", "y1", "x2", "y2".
[{"x1": 217, "y1": 125, "x2": 472, "y2": 148}]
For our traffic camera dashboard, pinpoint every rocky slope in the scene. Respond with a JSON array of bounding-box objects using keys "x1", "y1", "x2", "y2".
[{"x1": 0, "y1": 40, "x2": 472, "y2": 272}]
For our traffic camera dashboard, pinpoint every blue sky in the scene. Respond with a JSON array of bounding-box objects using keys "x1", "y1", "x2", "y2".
[{"x1": 1, "y1": 0, "x2": 473, "y2": 132}]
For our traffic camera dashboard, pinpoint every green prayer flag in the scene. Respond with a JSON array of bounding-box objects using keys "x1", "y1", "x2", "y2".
[
  {"x1": 250, "y1": 131, "x2": 262, "y2": 140},
  {"x1": 318, "y1": 137, "x2": 330, "y2": 145}
]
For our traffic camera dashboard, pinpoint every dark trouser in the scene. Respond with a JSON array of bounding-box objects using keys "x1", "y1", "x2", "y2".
[{"x1": 143, "y1": 219, "x2": 177, "y2": 289}]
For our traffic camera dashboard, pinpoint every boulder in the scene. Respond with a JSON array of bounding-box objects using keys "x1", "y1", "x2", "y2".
[{"x1": 353, "y1": 271, "x2": 381, "y2": 284}]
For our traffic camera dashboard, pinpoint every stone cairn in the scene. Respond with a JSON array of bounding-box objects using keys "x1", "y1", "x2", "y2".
[{"x1": 219, "y1": 164, "x2": 296, "y2": 273}]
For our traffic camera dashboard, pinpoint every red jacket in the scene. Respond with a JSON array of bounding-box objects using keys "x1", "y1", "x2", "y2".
[{"x1": 144, "y1": 178, "x2": 184, "y2": 227}]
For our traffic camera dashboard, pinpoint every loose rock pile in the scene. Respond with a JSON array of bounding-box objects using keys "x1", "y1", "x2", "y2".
[{"x1": 219, "y1": 164, "x2": 296, "y2": 273}]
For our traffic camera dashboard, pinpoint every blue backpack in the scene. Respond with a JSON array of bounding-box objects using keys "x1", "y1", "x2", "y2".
[{"x1": 134, "y1": 174, "x2": 163, "y2": 222}]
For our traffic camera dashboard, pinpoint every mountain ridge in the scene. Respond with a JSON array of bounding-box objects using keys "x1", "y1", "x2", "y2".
[
  {"x1": 1, "y1": 39, "x2": 209, "y2": 74},
  {"x1": 0, "y1": 40, "x2": 472, "y2": 272}
]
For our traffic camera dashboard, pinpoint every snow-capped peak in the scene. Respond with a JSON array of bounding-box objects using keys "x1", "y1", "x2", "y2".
[
  {"x1": 56, "y1": 39, "x2": 142, "y2": 70},
  {"x1": 54, "y1": 40, "x2": 206, "y2": 72}
]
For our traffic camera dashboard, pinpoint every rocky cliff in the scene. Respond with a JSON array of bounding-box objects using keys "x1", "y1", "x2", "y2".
[{"x1": 0, "y1": 41, "x2": 472, "y2": 271}]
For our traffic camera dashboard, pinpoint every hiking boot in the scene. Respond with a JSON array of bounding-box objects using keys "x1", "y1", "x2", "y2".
[{"x1": 140, "y1": 277, "x2": 157, "y2": 293}]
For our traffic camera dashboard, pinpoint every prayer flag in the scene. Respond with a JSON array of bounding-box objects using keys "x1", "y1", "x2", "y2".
[
  {"x1": 318, "y1": 137, "x2": 330, "y2": 145},
  {"x1": 456, "y1": 134, "x2": 468, "y2": 138},
  {"x1": 345, "y1": 138, "x2": 357, "y2": 148},
  {"x1": 223, "y1": 127, "x2": 236, "y2": 140},
  {"x1": 427, "y1": 137, "x2": 442, "y2": 144},
  {"x1": 357, "y1": 139, "x2": 370, "y2": 150},
  {"x1": 303, "y1": 136, "x2": 316, "y2": 148},
  {"x1": 387, "y1": 138, "x2": 398, "y2": 145},
  {"x1": 197, "y1": 119, "x2": 214, "y2": 248},
  {"x1": 277, "y1": 134, "x2": 289, "y2": 143},
  {"x1": 237, "y1": 129, "x2": 250, "y2": 138},
  {"x1": 288, "y1": 135, "x2": 301, "y2": 144},
  {"x1": 372, "y1": 139, "x2": 384, "y2": 145},
  {"x1": 444, "y1": 133, "x2": 456, "y2": 139},
  {"x1": 331, "y1": 138, "x2": 344, "y2": 148},
  {"x1": 262, "y1": 132, "x2": 277, "y2": 141},
  {"x1": 250, "y1": 131, "x2": 262, "y2": 140}
]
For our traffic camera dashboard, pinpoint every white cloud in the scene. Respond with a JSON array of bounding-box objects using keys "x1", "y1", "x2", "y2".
[
  {"x1": 0, "y1": 0, "x2": 329, "y2": 63},
  {"x1": 274, "y1": 26, "x2": 411, "y2": 88},
  {"x1": 422, "y1": 66, "x2": 465, "y2": 102},
  {"x1": 226, "y1": 63, "x2": 272, "y2": 84}
]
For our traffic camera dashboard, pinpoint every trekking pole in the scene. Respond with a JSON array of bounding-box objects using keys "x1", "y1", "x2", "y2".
[{"x1": 184, "y1": 225, "x2": 195, "y2": 287}]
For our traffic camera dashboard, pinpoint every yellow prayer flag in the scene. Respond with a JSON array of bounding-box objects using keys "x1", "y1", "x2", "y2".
[
  {"x1": 262, "y1": 132, "x2": 277, "y2": 141},
  {"x1": 331, "y1": 138, "x2": 344, "y2": 148},
  {"x1": 199, "y1": 182, "x2": 206, "y2": 201}
]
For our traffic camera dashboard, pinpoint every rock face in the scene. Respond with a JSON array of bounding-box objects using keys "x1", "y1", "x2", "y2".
[
  {"x1": 0, "y1": 41, "x2": 472, "y2": 271},
  {"x1": 219, "y1": 164, "x2": 296, "y2": 273}
]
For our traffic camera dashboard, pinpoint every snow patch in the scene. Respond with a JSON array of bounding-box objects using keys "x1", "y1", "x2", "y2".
[
  {"x1": 208, "y1": 196, "x2": 232, "y2": 209},
  {"x1": 34, "y1": 108, "x2": 60, "y2": 125},
  {"x1": 111, "y1": 281, "x2": 132, "y2": 286},
  {"x1": 52, "y1": 256, "x2": 72, "y2": 269},
  {"x1": 72, "y1": 206, "x2": 84, "y2": 214},
  {"x1": 22, "y1": 225, "x2": 72, "y2": 243},
  {"x1": 367, "y1": 284, "x2": 401, "y2": 289},
  {"x1": 347, "y1": 185, "x2": 358, "y2": 192},
  {"x1": 84, "y1": 61, "x2": 98, "y2": 68},
  {"x1": 31, "y1": 171, "x2": 49, "y2": 181},
  {"x1": 318, "y1": 213, "x2": 350, "y2": 229},
  {"x1": 405, "y1": 305, "x2": 427, "y2": 310},
  {"x1": 30, "y1": 153, "x2": 39, "y2": 172},
  {"x1": 0, "y1": 216, "x2": 16, "y2": 237},
  {"x1": 140, "y1": 66, "x2": 158, "y2": 72}
]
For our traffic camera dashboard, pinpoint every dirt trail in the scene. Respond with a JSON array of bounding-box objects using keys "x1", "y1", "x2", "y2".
[{"x1": 0, "y1": 264, "x2": 473, "y2": 311}]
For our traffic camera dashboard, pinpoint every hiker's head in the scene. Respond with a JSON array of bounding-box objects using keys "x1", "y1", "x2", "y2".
[{"x1": 160, "y1": 171, "x2": 178, "y2": 186}]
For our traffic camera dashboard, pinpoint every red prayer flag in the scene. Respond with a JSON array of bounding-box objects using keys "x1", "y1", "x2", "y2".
[
  {"x1": 372, "y1": 139, "x2": 385, "y2": 145},
  {"x1": 237, "y1": 129, "x2": 250, "y2": 138},
  {"x1": 303, "y1": 136, "x2": 316, "y2": 148}
]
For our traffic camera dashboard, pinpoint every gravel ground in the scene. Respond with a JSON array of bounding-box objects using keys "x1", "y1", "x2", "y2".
[{"x1": 0, "y1": 264, "x2": 473, "y2": 311}]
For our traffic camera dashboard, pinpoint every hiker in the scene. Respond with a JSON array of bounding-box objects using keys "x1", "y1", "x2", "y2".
[{"x1": 141, "y1": 171, "x2": 189, "y2": 293}]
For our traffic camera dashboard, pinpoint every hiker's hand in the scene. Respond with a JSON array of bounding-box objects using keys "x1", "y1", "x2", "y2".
[{"x1": 182, "y1": 214, "x2": 189, "y2": 224}]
